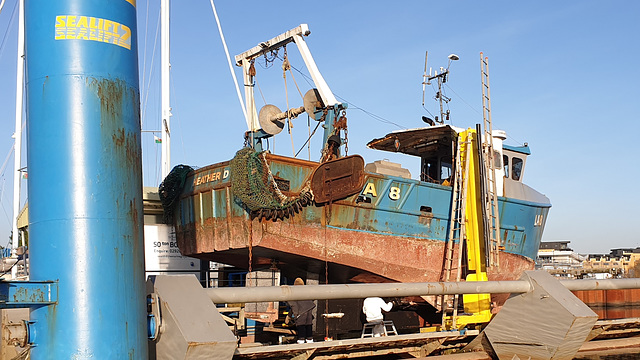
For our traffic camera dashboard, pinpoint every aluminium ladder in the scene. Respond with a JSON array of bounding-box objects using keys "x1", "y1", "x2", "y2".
[
  {"x1": 440, "y1": 136, "x2": 471, "y2": 329},
  {"x1": 480, "y1": 53, "x2": 501, "y2": 267}
]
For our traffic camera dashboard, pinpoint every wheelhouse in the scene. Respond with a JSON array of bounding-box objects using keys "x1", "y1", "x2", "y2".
[
  {"x1": 366, "y1": 125, "x2": 533, "y2": 199},
  {"x1": 366, "y1": 125, "x2": 458, "y2": 185}
]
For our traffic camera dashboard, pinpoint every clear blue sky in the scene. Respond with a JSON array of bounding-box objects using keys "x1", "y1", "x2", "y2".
[{"x1": 0, "y1": 1, "x2": 638, "y2": 254}]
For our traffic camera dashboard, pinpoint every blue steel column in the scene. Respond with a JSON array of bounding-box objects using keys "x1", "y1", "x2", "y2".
[{"x1": 25, "y1": 1, "x2": 147, "y2": 358}]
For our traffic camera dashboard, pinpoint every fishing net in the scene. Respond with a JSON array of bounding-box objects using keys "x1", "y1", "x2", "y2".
[
  {"x1": 159, "y1": 164, "x2": 194, "y2": 223},
  {"x1": 230, "y1": 147, "x2": 313, "y2": 221}
]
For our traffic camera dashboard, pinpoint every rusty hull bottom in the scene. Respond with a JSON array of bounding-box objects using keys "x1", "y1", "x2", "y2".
[{"x1": 178, "y1": 216, "x2": 534, "y2": 288}]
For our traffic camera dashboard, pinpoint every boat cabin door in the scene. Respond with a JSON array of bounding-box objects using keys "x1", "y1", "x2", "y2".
[{"x1": 421, "y1": 155, "x2": 453, "y2": 185}]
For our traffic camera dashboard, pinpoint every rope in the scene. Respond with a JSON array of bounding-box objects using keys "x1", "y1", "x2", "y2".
[
  {"x1": 209, "y1": 0, "x2": 248, "y2": 125},
  {"x1": 255, "y1": 77, "x2": 267, "y2": 107},
  {"x1": 141, "y1": 10, "x2": 160, "y2": 129},
  {"x1": 287, "y1": 64, "x2": 305, "y2": 99},
  {"x1": 295, "y1": 120, "x2": 321, "y2": 158},
  {"x1": 139, "y1": 0, "x2": 150, "y2": 126},
  {"x1": 0, "y1": 0, "x2": 17, "y2": 61},
  {"x1": 282, "y1": 50, "x2": 295, "y2": 157},
  {"x1": 308, "y1": 116, "x2": 311, "y2": 160},
  {"x1": 284, "y1": 61, "x2": 408, "y2": 129}
]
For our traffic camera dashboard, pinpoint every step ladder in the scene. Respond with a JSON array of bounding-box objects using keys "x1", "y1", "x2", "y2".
[
  {"x1": 361, "y1": 320, "x2": 398, "y2": 338},
  {"x1": 439, "y1": 135, "x2": 471, "y2": 329},
  {"x1": 480, "y1": 52, "x2": 501, "y2": 268}
]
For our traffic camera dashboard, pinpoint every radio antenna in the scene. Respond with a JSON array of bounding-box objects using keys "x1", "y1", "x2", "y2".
[{"x1": 422, "y1": 51, "x2": 428, "y2": 106}]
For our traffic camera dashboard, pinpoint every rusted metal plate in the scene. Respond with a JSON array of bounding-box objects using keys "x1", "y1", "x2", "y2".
[
  {"x1": 572, "y1": 288, "x2": 640, "y2": 320},
  {"x1": 174, "y1": 207, "x2": 533, "y2": 287},
  {"x1": 366, "y1": 125, "x2": 458, "y2": 156},
  {"x1": 311, "y1": 155, "x2": 365, "y2": 204}
]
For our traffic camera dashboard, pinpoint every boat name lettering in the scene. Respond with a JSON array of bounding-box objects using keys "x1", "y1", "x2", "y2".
[
  {"x1": 55, "y1": 15, "x2": 132, "y2": 50},
  {"x1": 194, "y1": 169, "x2": 229, "y2": 186},
  {"x1": 362, "y1": 183, "x2": 401, "y2": 200},
  {"x1": 389, "y1": 186, "x2": 400, "y2": 200},
  {"x1": 362, "y1": 183, "x2": 377, "y2": 197}
]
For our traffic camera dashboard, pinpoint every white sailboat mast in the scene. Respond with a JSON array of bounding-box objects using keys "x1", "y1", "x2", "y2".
[
  {"x1": 209, "y1": 0, "x2": 249, "y2": 129},
  {"x1": 160, "y1": 0, "x2": 171, "y2": 179},
  {"x1": 12, "y1": 0, "x2": 25, "y2": 261}
]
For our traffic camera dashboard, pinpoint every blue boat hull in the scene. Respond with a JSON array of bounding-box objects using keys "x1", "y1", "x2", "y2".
[{"x1": 172, "y1": 153, "x2": 551, "y2": 285}]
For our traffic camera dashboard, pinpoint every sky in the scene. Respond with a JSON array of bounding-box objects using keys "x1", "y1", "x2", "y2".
[{"x1": 0, "y1": 0, "x2": 638, "y2": 254}]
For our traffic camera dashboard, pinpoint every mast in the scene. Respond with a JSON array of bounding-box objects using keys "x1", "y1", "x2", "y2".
[
  {"x1": 161, "y1": 0, "x2": 171, "y2": 179},
  {"x1": 11, "y1": 0, "x2": 25, "y2": 278},
  {"x1": 425, "y1": 54, "x2": 458, "y2": 123}
]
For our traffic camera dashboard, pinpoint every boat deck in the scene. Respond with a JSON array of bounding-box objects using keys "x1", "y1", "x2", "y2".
[{"x1": 234, "y1": 329, "x2": 479, "y2": 359}]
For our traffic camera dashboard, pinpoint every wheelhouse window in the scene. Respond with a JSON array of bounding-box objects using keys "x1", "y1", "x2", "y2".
[
  {"x1": 421, "y1": 158, "x2": 439, "y2": 183},
  {"x1": 512, "y1": 157, "x2": 523, "y2": 181},
  {"x1": 440, "y1": 157, "x2": 452, "y2": 183},
  {"x1": 421, "y1": 156, "x2": 452, "y2": 185},
  {"x1": 503, "y1": 155, "x2": 509, "y2": 178},
  {"x1": 493, "y1": 151, "x2": 502, "y2": 169}
]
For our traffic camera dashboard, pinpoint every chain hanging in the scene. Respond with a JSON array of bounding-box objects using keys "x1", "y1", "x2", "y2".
[
  {"x1": 323, "y1": 185, "x2": 333, "y2": 340},
  {"x1": 248, "y1": 218, "x2": 253, "y2": 287}
]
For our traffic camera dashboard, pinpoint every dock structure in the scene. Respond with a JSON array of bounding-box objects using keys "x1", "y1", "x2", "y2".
[
  {"x1": 139, "y1": 271, "x2": 640, "y2": 360},
  {"x1": 235, "y1": 330, "x2": 478, "y2": 359}
]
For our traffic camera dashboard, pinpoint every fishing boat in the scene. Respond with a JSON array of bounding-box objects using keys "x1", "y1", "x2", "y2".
[{"x1": 160, "y1": 24, "x2": 551, "y2": 315}]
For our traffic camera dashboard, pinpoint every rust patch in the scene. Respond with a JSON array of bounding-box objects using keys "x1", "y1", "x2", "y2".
[
  {"x1": 43, "y1": 75, "x2": 49, "y2": 95},
  {"x1": 86, "y1": 76, "x2": 144, "y2": 281},
  {"x1": 94, "y1": 77, "x2": 124, "y2": 115},
  {"x1": 418, "y1": 212, "x2": 434, "y2": 226},
  {"x1": 12, "y1": 287, "x2": 46, "y2": 303},
  {"x1": 113, "y1": 127, "x2": 125, "y2": 146},
  {"x1": 311, "y1": 155, "x2": 365, "y2": 203},
  {"x1": 131, "y1": 200, "x2": 141, "y2": 243}
]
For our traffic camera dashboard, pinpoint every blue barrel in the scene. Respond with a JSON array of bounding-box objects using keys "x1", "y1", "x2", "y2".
[{"x1": 25, "y1": 0, "x2": 147, "y2": 358}]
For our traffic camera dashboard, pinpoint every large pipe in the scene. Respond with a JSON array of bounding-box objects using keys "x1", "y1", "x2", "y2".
[
  {"x1": 207, "y1": 280, "x2": 533, "y2": 303},
  {"x1": 25, "y1": 1, "x2": 147, "y2": 358},
  {"x1": 560, "y1": 278, "x2": 640, "y2": 291},
  {"x1": 206, "y1": 277, "x2": 640, "y2": 304}
]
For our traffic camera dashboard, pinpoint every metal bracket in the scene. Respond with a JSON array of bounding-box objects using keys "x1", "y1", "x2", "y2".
[
  {"x1": 3, "y1": 320, "x2": 29, "y2": 347},
  {"x1": 0, "y1": 281, "x2": 58, "y2": 309},
  {"x1": 147, "y1": 293, "x2": 161, "y2": 341}
]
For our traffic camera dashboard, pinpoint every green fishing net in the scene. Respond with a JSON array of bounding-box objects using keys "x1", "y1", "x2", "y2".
[
  {"x1": 159, "y1": 164, "x2": 194, "y2": 223},
  {"x1": 230, "y1": 147, "x2": 313, "y2": 220}
]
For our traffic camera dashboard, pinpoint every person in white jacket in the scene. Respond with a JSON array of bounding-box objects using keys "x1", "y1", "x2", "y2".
[{"x1": 362, "y1": 297, "x2": 393, "y2": 337}]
